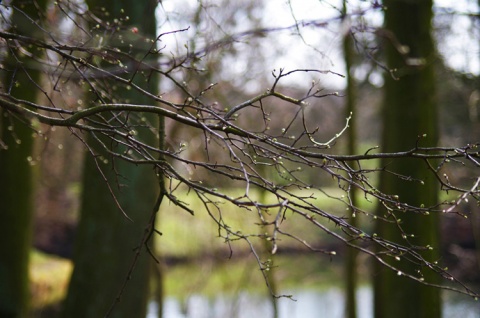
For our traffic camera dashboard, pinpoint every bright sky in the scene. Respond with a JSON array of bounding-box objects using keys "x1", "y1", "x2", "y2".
[{"x1": 158, "y1": 0, "x2": 479, "y2": 90}]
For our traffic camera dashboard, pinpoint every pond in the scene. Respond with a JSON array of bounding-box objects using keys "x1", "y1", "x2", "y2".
[
  {"x1": 147, "y1": 286, "x2": 479, "y2": 318},
  {"x1": 146, "y1": 254, "x2": 480, "y2": 318}
]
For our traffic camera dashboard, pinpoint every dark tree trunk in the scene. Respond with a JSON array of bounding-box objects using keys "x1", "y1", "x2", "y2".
[
  {"x1": 0, "y1": 1, "x2": 48, "y2": 316},
  {"x1": 342, "y1": 1, "x2": 358, "y2": 318},
  {"x1": 373, "y1": 1, "x2": 441, "y2": 317},
  {"x1": 62, "y1": 1, "x2": 161, "y2": 317}
]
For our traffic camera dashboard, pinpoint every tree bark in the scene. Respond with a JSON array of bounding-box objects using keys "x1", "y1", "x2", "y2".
[
  {"x1": 62, "y1": 1, "x2": 161, "y2": 317},
  {"x1": 0, "y1": 1, "x2": 47, "y2": 316},
  {"x1": 373, "y1": 1, "x2": 441, "y2": 317},
  {"x1": 342, "y1": 2, "x2": 358, "y2": 317}
]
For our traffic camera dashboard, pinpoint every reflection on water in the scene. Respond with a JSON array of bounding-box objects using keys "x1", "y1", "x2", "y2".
[{"x1": 147, "y1": 286, "x2": 479, "y2": 318}]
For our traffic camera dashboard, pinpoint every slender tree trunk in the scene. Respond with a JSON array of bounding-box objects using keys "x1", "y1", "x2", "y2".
[
  {"x1": 0, "y1": 2, "x2": 47, "y2": 316},
  {"x1": 257, "y1": 181, "x2": 279, "y2": 318},
  {"x1": 154, "y1": 113, "x2": 166, "y2": 318},
  {"x1": 373, "y1": 1, "x2": 441, "y2": 317},
  {"x1": 342, "y1": 2, "x2": 358, "y2": 317},
  {"x1": 62, "y1": 2, "x2": 161, "y2": 317},
  {"x1": 472, "y1": 0, "x2": 480, "y2": 277}
]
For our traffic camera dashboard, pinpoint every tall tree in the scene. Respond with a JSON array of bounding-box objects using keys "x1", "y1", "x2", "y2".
[
  {"x1": 373, "y1": 1, "x2": 441, "y2": 317},
  {"x1": 0, "y1": 1, "x2": 47, "y2": 316},
  {"x1": 342, "y1": 2, "x2": 358, "y2": 318},
  {"x1": 61, "y1": 1, "x2": 161, "y2": 317}
]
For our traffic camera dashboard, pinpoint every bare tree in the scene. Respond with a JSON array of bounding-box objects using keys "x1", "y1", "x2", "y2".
[{"x1": 0, "y1": 1, "x2": 479, "y2": 314}]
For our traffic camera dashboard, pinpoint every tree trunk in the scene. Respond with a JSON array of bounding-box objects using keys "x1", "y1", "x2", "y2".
[
  {"x1": 0, "y1": 91, "x2": 35, "y2": 318},
  {"x1": 0, "y1": 2, "x2": 47, "y2": 316},
  {"x1": 342, "y1": 2, "x2": 358, "y2": 318},
  {"x1": 62, "y1": 2, "x2": 160, "y2": 317},
  {"x1": 373, "y1": 1, "x2": 441, "y2": 317}
]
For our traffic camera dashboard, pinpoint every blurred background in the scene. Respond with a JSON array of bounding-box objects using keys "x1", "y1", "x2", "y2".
[{"x1": 1, "y1": 0, "x2": 478, "y2": 317}]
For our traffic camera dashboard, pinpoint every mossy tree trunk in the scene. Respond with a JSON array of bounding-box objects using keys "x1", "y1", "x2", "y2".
[
  {"x1": 0, "y1": 1, "x2": 47, "y2": 317},
  {"x1": 61, "y1": 1, "x2": 161, "y2": 317},
  {"x1": 373, "y1": 1, "x2": 441, "y2": 317}
]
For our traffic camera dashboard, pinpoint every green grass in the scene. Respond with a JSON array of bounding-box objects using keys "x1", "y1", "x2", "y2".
[
  {"x1": 27, "y1": 185, "x2": 378, "y2": 310},
  {"x1": 32, "y1": 184, "x2": 465, "y2": 311},
  {"x1": 163, "y1": 253, "x2": 348, "y2": 299},
  {"x1": 155, "y1": 185, "x2": 367, "y2": 299},
  {"x1": 156, "y1": 188, "x2": 375, "y2": 257},
  {"x1": 155, "y1": 186, "x2": 364, "y2": 258},
  {"x1": 29, "y1": 250, "x2": 72, "y2": 309}
]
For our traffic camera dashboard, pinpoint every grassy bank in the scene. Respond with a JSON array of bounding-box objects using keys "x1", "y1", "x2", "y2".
[
  {"x1": 30, "y1": 186, "x2": 376, "y2": 311},
  {"x1": 30, "y1": 250, "x2": 72, "y2": 312}
]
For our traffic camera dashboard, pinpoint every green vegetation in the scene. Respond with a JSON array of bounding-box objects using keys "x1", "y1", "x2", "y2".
[
  {"x1": 163, "y1": 254, "x2": 347, "y2": 299},
  {"x1": 30, "y1": 186, "x2": 375, "y2": 309},
  {"x1": 156, "y1": 186, "x2": 376, "y2": 258},
  {"x1": 29, "y1": 247, "x2": 363, "y2": 311},
  {"x1": 29, "y1": 251, "x2": 72, "y2": 310}
]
